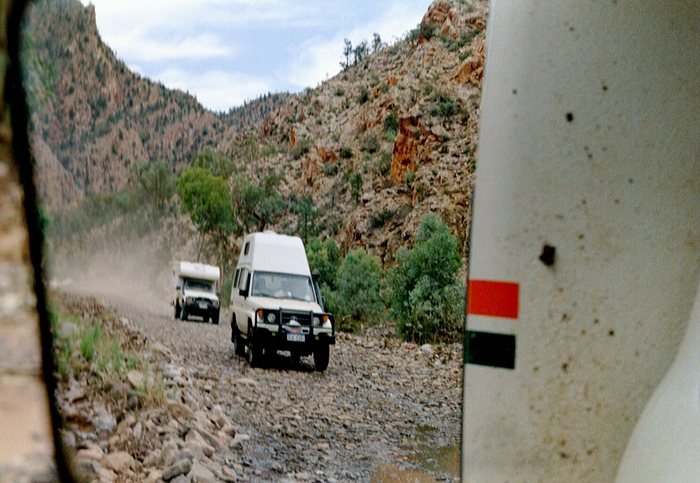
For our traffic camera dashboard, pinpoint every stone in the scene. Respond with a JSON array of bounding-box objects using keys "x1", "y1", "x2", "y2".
[
  {"x1": 92, "y1": 406, "x2": 117, "y2": 432},
  {"x1": 210, "y1": 405, "x2": 228, "y2": 428},
  {"x1": 167, "y1": 401, "x2": 193, "y2": 420},
  {"x1": 142, "y1": 448, "x2": 162, "y2": 467},
  {"x1": 171, "y1": 476, "x2": 190, "y2": 483},
  {"x1": 162, "y1": 458, "x2": 192, "y2": 481},
  {"x1": 127, "y1": 370, "x2": 145, "y2": 389},
  {"x1": 188, "y1": 460, "x2": 216, "y2": 483},
  {"x1": 144, "y1": 469, "x2": 164, "y2": 483},
  {"x1": 420, "y1": 343, "x2": 434, "y2": 356},
  {"x1": 228, "y1": 433, "x2": 250, "y2": 451},
  {"x1": 102, "y1": 451, "x2": 134, "y2": 473},
  {"x1": 185, "y1": 429, "x2": 215, "y2": 458},
  {"x1": 95, "y1": 465, "x2": 117, "y2": 482},
  {"x1": 75, "y1": 443, "x2": 104, "y2": 462}
]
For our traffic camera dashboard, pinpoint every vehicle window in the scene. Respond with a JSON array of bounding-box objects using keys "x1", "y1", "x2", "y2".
[
  {"x1": 238, "y1": 269, "x2": 248, "y2": 289},
  {"x1": 251, "y1": 271, "x2": 315, "y2": 302},
  {"x1": 233, "y1": 269, "x2": 240, "y2": 288},
  {"x1": 244, "y1": 242, "x2": 250, "y2": 255},
  {"x1": 184, "y1": 279, "x2": 213, "y2": 292}
]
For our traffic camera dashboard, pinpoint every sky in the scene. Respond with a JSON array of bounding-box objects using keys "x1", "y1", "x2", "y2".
[{"x1": 78, "y1": 0, "x2": 433, "y2": 113}]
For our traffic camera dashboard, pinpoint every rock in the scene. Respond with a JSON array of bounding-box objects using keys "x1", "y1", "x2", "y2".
[
  {"x1": 60, "y1": 429, "x2": 76, "y2": 449},
  {"x1": 102, "y1": 451, "x2": 134, "y2": 473},
  {"x1": 142, "y1": 449, "x2": 162, "y2": 467},
  {"x1": 188, "y1": 460, "x2": 216, "y2": 483},
  {"x1": 210, "y1": 405, "x2": 229, "y2": 428},
  {"x1": 235, "y1": 377, "x2": 258, "y2": 386},
  {"x1": 162, "y1": 458, "x2": 192, "y2": 481},
  {"x1": 161, "y1": 439, "x2": 179, "y2": 467},
  {"x1": 95, "y1": 465, "x2": 117, "y2": 482},
  {"x1": 75, "y1": 442, "x2": 104, "y2": 462},
  {"x1": 420, "y1": 343, "x2": 434, "y2": 356},
  {"x1": 185, "y1": 429, "x2": 215, "y2": 458},
  {"x1": 216, "y1": 465, "x2": 239, "y2": 482},
  {"x1": 92, "y1": 406, "x2": 117, "y2": 432},
  {"x1": 64, "y1": 379, "x2": 86, "y2": 403},
  {"x1": 167, "y1": 401, "x2": 194, "y2": 421},
  {"x1": 127, "y1": 370, "x2": 145, "y2": 389},
  {"x1": 144, "y1": 469, "x2": 164, "y2": 483},
  {"x1": 133, "y1": 421, "x2": 143, "y2": 439},
  {"x1": 116, "y1": 414, "x2": 136, "y2": 434},
  {"x1": 228, "y1": 433, "x2": 250, "y2": 451},
  {"x1": 171, "y1": 476, "x2": 190, "y2": 483}
]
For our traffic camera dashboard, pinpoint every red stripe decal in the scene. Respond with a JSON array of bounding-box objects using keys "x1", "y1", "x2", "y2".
[{"x1": 468, "y1": 280, "x2": 519, "y2": 319}]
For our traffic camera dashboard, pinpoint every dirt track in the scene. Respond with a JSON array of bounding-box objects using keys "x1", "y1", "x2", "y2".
[{"x1": 60, "y1": 286, "x2": 463, "y2": 482}]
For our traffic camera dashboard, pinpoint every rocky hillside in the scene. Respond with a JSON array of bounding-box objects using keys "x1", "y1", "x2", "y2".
[{"x1": 28, "y1": 0, "x2": 488, "y2": 263}]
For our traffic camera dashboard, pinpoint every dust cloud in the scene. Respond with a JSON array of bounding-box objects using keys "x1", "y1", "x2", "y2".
[{"x1": 48, "y1": 239, "x2": 175, "y2": 320}]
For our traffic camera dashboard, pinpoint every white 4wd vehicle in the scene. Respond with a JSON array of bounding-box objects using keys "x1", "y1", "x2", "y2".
[
  {"x1": 173, "y1": 261, "x2": 221, "y2": 324},
  {"x1": 229, "y1": 232, "x2": 335, "y2": 371}
]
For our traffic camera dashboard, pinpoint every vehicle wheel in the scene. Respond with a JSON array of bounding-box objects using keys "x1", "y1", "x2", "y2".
[
  {"x1": 313, "y1": 343, "x2": 330, "y2": 372},
  {"x1": 212, "y1": 310, "x2": 220, "y2": 325},
  {"x1": 180, "y1": 306, "x2": 188, "y2": 321},
  {"x1": 174, "y1": 303, "x2": 181, "y2": 320},
  {"x1": 232, "y1": 322, "x2": 246, "y2": 357},
  {"x1": 247, "y1": 327, "x2": 265, "y2": 368}
]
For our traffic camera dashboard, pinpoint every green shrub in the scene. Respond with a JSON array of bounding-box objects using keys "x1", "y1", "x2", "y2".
[
  {"x1": 291, "y1": 138, "x2": 312, "y2": 159},
  {"x1": 379, "y1": 151, "x2": 392, "y2": 176},
  {"x1": 350, "y1": 172, "x2": 363, "y2": 203},
  {"x1": 305, "y1": 237, "x2": 342, "y2": 291},
  {"x1": 340, "y1": 146, "x2": 353, "y2": 159},
  {"x1": 383, "y1": 111, "x2": 399, "y2": 133},
  {"x1": 362, "y1": 133, "x2": 380, "y2": 154},
  {"x1": 333, "y1": 249, "x2": 385, "y2": 331},
  {"x1": 323, "y1": 162, "x2": 339, "y2": 176},
  {"x1": 388, "y1": 214, "x2": 464, "y2": 343},
  {"x1": 405, "y1": 170, "x2": 415, "y2": 186},
  {"x1": 357, "y1": 86, "x2": 369, "y2": 104}
]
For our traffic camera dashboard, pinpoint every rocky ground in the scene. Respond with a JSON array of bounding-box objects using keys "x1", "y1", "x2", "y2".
[{"x1": 55, "y1": 293, "x2": 463, "y2": 482}]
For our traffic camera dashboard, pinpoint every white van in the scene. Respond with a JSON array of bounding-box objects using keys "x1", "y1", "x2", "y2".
[
  {"x1": 229, "y1": 232, "x2": 335, "y2": 371},
  {"x1": 173, "y1": 261, "x2": 221, "y2": 324}
]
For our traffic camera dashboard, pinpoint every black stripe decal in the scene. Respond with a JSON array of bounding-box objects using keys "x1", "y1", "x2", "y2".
[{"x1": 465, "y1": 330, "x2": 516, "y2": 369}]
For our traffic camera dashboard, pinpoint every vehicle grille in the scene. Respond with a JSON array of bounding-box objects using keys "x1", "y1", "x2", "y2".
[{"x1": 280, "y1": 310, "x2": 312, "y2": 326}]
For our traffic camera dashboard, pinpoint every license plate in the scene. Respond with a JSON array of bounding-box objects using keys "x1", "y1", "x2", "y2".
[
  {"x1": 198, "y1": 302, "x2": 208, "y2": 309},
  {"x1": 287, "y1": 334, "x2": 305, "y2": 342}
]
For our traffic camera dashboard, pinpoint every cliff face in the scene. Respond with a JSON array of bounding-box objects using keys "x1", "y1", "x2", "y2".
[
  {"x1": 27, "y1": 0, "x2": 488, "y2": 261},
  {"x1": 25, "y1": 0, "x2": 228, "y2": 207}
]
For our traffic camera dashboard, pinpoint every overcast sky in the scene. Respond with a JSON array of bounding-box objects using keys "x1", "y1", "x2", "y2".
[{"x1": 78, "y1": 0, "x2": 432, "y2": 112}]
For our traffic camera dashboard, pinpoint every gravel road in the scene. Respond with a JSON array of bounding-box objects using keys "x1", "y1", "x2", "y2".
[{"x1": 58, "y1": 291, "x2": 463, "y2": 482}]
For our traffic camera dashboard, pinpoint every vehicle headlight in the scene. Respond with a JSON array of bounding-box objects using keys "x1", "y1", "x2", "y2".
[
  {"x1": 312, "y1": 316, "x2": 321, "y2": 326},
  {"x1": 266, "y1": 312, "x2": 277, "y2": 324},
  {"x1": 213, "y1": 300, "x2": 220, "y2": 308},
  {"x1": 185, "y1": 297, "x2": 192, "y2": 304}
]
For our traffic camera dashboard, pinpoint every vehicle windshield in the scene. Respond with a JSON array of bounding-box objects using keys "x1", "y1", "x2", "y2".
[
  {"x1": 251, "y1": 271, "x2": 316, "y2": 302},
  {"x1": 184, "y1": 279, "x2": 214, "y2": 292}
]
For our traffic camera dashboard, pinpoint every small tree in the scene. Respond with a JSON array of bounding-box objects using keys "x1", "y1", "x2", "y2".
[
  {"x1": 177, "y1": 167, "x2": 236, "y2": 266},
  {"x1": 305, "y1": 237, "x2": 341, "y2": 291},
  {"x1": 292, "y1": 195, "x2": 320, "y2": 243},
  {"x1": 135, "y1": 160, "x2": 175, "y2": 214},
  {"x1": 372, "y1": 33, "x2": 383, "y2": 53},
  {"x1": 333, "y1": 249, "x2": 384, "y2": 331},
  {"x1": 341, "y1": 38, "x2": 353, "y2": 70},
  {"x1": 388, "y1": 214, "x2": 464, "y2": 343}
]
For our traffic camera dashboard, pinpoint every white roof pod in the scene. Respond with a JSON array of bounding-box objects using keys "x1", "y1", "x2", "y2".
[
  {"x1": 238, "y1": 232, "x2": 311, "y2": 276},
  {"x1": 176, "y1": 261, "x2": 220, "y2": 282}
]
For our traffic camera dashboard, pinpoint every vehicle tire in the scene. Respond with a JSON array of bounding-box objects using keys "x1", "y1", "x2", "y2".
[
  {"x1": 247, "y1": 325, "x2": 265, "y2": 368},
  {"x1": 212, "y1": 310, "x2": 220, "y2": 325},
  {"x1": 313, "y1": 343, "x2": 330, "y2": 372},
  {"x1": 180, "y1": 306, "x2": 188, "y2": 321},
  {"x1": 174, "y1": 303, "x2": 181, "y2": 320},
  {"x1": 232, "y1": 321, "x2": 246, "y2": 357}
]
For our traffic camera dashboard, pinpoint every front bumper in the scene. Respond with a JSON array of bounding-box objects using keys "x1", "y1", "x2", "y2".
[
  {"x1": 252, "y1": 308, "x2": 336, "y2": 352},
  {"x1": 184, "y1": 298, "x2": 219, "y2": 316}
]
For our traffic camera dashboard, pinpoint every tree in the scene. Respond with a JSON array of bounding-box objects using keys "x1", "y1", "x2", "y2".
[
  {"x1": 135, "y1": 160, "x2": 175, "y2": 214},
  {"x1": 372, "y1": 33, "x2": 383, "y2": 53},
  {"x1": 333, "y1": 249, "x2": 384, "y2": 331},
  {"x1": 292, "y1": 195, "x2": 320, "y2": 244},
  {"x1": 388, "y1": 214, "x2": 465, "y2": 343},
  {"x1": 230, "y1": 170, "x2": 284, "y2": 233},
  {"x1": 341, "y1": 38, "x2": 353, "y2": 70},
  {"x1": 177, "y1": 167, "x2": 236, "y2": 267},
  {"x1": 353, "y1": 40, "x2": 369, "y2": 65},
  {"x1": 305, "y1": 237, "x2": 341, "y2": 291}
]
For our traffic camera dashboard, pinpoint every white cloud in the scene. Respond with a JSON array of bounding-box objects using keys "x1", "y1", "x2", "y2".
[
  {"x1": 156, "y1": 68, "x2": 274, "y2": 112},
  {"x1": 109, "y1": 30, "x2": 233, "y2": 63},
  {"x1": 284, "y1": 2, "x2": 427, "y2": 89}
]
